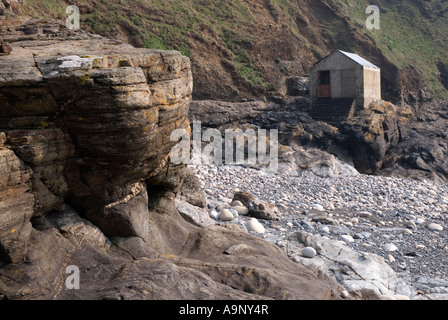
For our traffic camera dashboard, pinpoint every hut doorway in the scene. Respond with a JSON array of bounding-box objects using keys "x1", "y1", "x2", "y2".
[{"x1": 318, "y1": 70, "x2": 331, "y2": 98}]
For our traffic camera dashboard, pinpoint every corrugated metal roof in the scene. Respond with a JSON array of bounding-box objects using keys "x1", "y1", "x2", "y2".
[{"x1": 338, "y1": 50, "x2": 380, "y2": 69}]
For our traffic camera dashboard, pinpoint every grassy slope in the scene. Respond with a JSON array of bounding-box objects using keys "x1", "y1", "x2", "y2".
[
  {"x1": 330, "y1": 0, "x2": 448, "y2": 99},
  {"x1": 20, "y1": 0, "x2": 448, "y2": 99},
  {"x1": 44, "y1": 0, "x2": 270, "y2": 90}
]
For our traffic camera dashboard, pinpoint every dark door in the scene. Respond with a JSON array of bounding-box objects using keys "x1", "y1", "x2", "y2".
[{"x1": 318, "y1": 71, "x2": 331, "y2": 98}]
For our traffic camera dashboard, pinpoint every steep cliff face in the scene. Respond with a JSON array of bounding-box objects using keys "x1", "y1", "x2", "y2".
[
  {"x1": 0, "y1": 20, "x2": 193, "y2": 242},
  {"x1": 0, "y1": 4, "x2": 346, "y2": 300},
  {"x1": 19, "y1": 0, "x2": 448, "y2": 106}
]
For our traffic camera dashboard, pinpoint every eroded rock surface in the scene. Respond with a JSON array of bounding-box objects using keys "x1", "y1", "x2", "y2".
[
  {"x1": 0, "y1": 147, "x2": 34, "y2": 263},
  {"x1": 0, "y1": 13, "x2": 345, "y2": 300},
  {"x1": 0, "y1": 34, "x2": 193, "y2": 239},
  {"x1": 288, "y1": 230, "x2": 413, "y2": 297}
]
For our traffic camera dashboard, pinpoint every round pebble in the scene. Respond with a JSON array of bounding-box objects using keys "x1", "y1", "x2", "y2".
[
  {"x1": 219, "y1": 209, "x2": 235, "y2": 222},
  {"x1": 301, "y1": 247, "x2": 317, "y2": 258},
  {"x1": 311, "y1": 204, "x2": 325, "y2": 211},
  {"x1": 233, "y1": 206, "x2": 249, "y2": 216},
  {"x1": 231, "y1": 200, "x2": 244, "y2": 207},
  {"x1": 415, "y1": 218, "x2": 426, "y2": 224},
  {"x1": 246, "y1": 218, "x2": 266, "y2": 234},
  {"x1": 341, "y1": 234, "x2": 354, "y2": 244},
  {"x1": 386, "y1": 254, "x2": 396, "y2": 263},
  {"x1": 383, "y1": 243, "x2": 398, "y2": 252},
  {"x1": 428, "y1": 223, "x2": 443, "y2": 232},
  {"x1": 209, "y1": 210, "x2": 219, "y2": 221},
  {"x1": 359, "y1": 211, "x2": 372, "y2": 218},
  {"x1": 404, "y1": 221, "x2": 417, "y2": 230},
  {"x1": 320, "y1": 226, "x2": 330, "y2": 234}
]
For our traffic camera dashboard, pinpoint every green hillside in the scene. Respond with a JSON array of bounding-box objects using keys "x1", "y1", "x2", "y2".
[
  {"x1": 21, "y1": 0, "x2": 448, "y2": 101},
  {"x1": 332, "y1": 0, "x2": 448, "y2": 99}
]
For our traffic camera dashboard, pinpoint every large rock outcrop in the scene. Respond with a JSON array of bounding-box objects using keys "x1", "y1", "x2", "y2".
[
  {"x1": 0, "y1": 11, "x2": 345, "y2": 300},
  {"x1": 339, "y1": 100, "x2": 414, "y2": 175},
  {"x1": 380, "y1": 100, "x2": 448, "y2": 183},
  {"x1": 0, "y1": 32, "x2": 193, "y2": 240}
]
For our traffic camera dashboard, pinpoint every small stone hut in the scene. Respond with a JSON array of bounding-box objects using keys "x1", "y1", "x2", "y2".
[{"x1": 310, "y1": 50, "x2": 381, "y2": 111}]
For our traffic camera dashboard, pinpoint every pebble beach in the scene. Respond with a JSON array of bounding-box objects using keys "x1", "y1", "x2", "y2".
[{"x1": 190, "y1": 163, "x2": 448, "y2": 300}]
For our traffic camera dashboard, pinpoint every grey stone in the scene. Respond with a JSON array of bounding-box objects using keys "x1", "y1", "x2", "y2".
[
  {"x1": 176, "y1": 199, "x2": 216, "y2": 227},
  {"x1": 209, "y1": 210, "x2": 219, "y2": 221},
  {"x1": 311, "y1": 204, "x2": 325, "y2": 211},
  {"x1": 341, "y1": 234, "x2": 354, "y2": 244},
  {"x1": 231, "y1": 200, "x2": 244, "y2": 207},
  {"x1": 246, "y1": 218, "x2": 266, "y2": 234},
  {"x1": 428, "y1": 223, "x2": 443, "y2": 232},
  {"x1": 302, "y1": 247, "x2": 317, "y2": 258},
  {"x1": 383, "y1": 243, "x2": 398, "y2": 252},
  {"x1": 233, "y1": 206, "x2": 249, "y2": 216},
  {"x1": 219, "y1": 209, "x2": 235, "y2": 222}
]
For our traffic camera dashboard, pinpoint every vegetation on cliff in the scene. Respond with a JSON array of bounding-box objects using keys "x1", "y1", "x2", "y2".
[{"x1": 21, "y1": 0, "x2": 448, "y2": 102}]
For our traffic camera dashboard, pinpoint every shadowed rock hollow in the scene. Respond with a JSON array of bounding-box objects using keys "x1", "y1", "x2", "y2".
[{"x1": 0, "y1": 5, "x2": 347, "y2": 300}]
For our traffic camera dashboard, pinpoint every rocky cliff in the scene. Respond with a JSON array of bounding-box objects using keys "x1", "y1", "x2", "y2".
[{"x1": 0, "y1": 3, "x2": 348, "y2": 300}]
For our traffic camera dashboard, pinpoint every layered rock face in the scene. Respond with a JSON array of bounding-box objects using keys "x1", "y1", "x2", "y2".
[
  {"x1": 0, "y1": 33, "x2": 193, "y2": 241},
  {"x1": 0, "y1": 7, "x2": 345, "y2": 300},
  {"x1": 0, "y1": 145, "x2": 34, "y2": 263}
]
